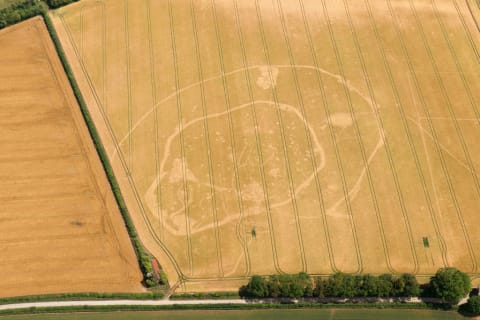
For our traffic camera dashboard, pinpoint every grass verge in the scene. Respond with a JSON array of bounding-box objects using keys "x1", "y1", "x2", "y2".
[{"x1": 0, "y1": 302, "x2": 441, "y2": 317}]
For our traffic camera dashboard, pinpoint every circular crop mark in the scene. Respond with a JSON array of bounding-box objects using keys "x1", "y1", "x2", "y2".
[{"x1": 137, "y1": 65, "x2": 384, "y2": 236}]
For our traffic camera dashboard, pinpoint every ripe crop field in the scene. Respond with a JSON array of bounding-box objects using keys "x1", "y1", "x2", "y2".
[
  {"x1": 52, "y1": 0, "x2": 480, "y2": 291},
  {"x1": 0, "y1": 18, "x2": 143, "y2": 297}
]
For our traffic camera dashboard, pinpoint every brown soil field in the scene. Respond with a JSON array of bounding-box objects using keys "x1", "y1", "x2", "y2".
[
  {"x1": 51, "y1": 0, "x2": 480, "y2": 291},
  {"x1": 0, "y1": 17, "x2": 143, "y2": 297}
]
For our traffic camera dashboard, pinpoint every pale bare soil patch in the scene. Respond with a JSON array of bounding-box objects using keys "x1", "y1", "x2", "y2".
[
  {"x1": 52, "y1": 0, "x2": 480, "y2": 292},
  {"x1": 0, "y1": 17, "x2": 143, "y2": 297}
]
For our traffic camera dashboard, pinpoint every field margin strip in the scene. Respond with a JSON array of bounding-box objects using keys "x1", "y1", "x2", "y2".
[{"x1": 41, "y1": 12, "x2": 156, "y2": 287}]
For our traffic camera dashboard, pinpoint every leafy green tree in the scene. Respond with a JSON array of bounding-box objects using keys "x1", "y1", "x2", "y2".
[
  {"x1": 324, "y1": 273, "x2": 357, "y2": 298},
  {"x1": 266, "y1": 275, "x2": 281, "y2": 298},
  {"x1": 429, "y1": 268, "x2": 471, "y2": 304},
  {"x1": 363, "y1": 275, "x2": 380, "y2": 297},
  {"x1": 304, "y1": 281, "x2": 314, "y2": 297},
  {"x1": 239, "y1": 275, "x2": 267, "y2": 298},
  {"x1": 377, "y1": 274, "x2": 393, "y2": 297},
  {"x1": 401, "y1": 273, "x2": 420, "y2": 297},
  {"x1": 314, "y1": 278, "x2": 326, "y2": 298},
  {"x1": 462, "y1": 296, "x2": 480, "y2": 315}
]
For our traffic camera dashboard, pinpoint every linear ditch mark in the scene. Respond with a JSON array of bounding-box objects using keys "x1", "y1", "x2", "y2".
[
  {"x1": 409, "y1": 0, "x2": 476, "y2": 272},
  {"x1": 385, "y1": 0, "x2": 454, "y2": 269},
  {"x1": 275, "y1": 0, "x2": 333, "y2": 273},
  {"x1": 80, "y1": 2, "x2": 107, "y2": 114},
  {"x1": 58, "y1": 12, "x2": 186, "y2": 279},
  {"x1": 427, "y1": 0, "x2": 480, "y2": 272},
  {"x1": 254, "y1": 0, "x2": 307, "y2": 273},
  {"x1": 462, "y1": 0, "x2": 480, "y2": 59},
  {"x1": 453, "y1": 0, "x2": 480, "y2": 62},
  {"x1": 101, "y1": 2, "x2": 107, "y2": 116},
  {"x1": 189, "y1": 0, "x2": 224, "y2": 278},
  {"x1": 388, "y1": 0, "x2": 473, "y2": 271},
  {"x1": 167, "y1": 0, "x2": 194, "y2": 276},
  {"x1": 210, "y1": 0, "x2": 251, "y2": 276},
  {"x1": 146, "y1": 0, "x2": 164, "y2": 241},
  {"x1": 322, "y1": 0, "x2": 372, "y2": 273},
  {"x1": 297, "y1": 0, "x2": 357, "y2": 274},
  {"x1": 432, "y1": 0, "x2": 480, "y2": 180},
  {"x1": 73, "y1": 2, "x2": 134, "y2": 266},
  {"x1": 79, "y1": 4, "x2": 83, "y2": 60},
  {"x1": 342, "y1": 0, "x2": 418, "y2": 274},
  {"x1": 364, "y1": 0, "x2": 449, "y2": 270},
  {"x1": 123, "y1": 0, "x2": 133, "y2": 173},
  {"x1": 232, "y1": 0, "x2": 283, "y2": 274}
]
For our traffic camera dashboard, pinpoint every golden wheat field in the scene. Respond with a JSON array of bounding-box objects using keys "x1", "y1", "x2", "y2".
[
  {"x1": 0, "y1": 17, "x2": 143, "y2": 297},
  {"x1": 51, "y1": 0, "x2": 480, "y2": 291}
]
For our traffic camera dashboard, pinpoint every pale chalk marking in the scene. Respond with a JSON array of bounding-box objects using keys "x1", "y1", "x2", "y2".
[{"x1": 256, "y1": 65, "x2": 279, "y2": 89}]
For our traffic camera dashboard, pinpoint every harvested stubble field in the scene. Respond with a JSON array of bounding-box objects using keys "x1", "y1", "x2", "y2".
[
  {"x1": 0, "y1": 18, "x2": 143, "y2": 297},
  {"x1": 52, "y1": 0, "x2": 480, "y2": 291}
]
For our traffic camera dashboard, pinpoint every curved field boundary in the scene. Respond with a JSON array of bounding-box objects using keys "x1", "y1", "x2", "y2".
[
  {"x1": 231, "y1": 0, "x2": 284, "y2": 275},
  {"x1": 145, "y1": 0, "x2": 164, "y2": 240},
  {"x1": 253, "y1": 0, "x2": 307, "y2": 273},
  {"x1": 53, "y1": 11, "x2": 186, "y2": 282},
  {"x1": 341, "y1": 0, "x2": 418, "y2": 274},
  {"x1": 407, "y1": 0, "x2": 477, "y2": 273},
  {"x1": 295, "y1": 0, "x2": 339, "y2": 274},
  {"x1": 210, "y1": 0, "x2": 251, "y2": 276},
  {"x1": 189, "y1": 0, "x2": 225, "y2": 278},
  {"x1": 320, "y1": 0, "x2": 370, "y2": 274},
  {"x1": 275, "y1": 0, "x2": 336, "y2": 274},
  {"x1": 297, "y1": 0, "x2": 360, "y2": 274},
  {"x1": 166, "y1": 0, "x2": 194, "y2": 276},
  {"x1": 363, "y1": 0, "x2": 449, "y2": 269}
]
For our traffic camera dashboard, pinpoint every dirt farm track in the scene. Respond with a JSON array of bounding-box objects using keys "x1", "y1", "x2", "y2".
[
  {"x1": 0, "y1": 18, "x2": 143, "y2": 297},
  {"x1": 52, "y1": 0, "x2": 480, "y2": 291}
]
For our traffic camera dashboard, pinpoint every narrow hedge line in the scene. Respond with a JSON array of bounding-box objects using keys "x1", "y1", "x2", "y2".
[
  {"x1": 44, "y1": 0, "x2": 78, "y2": 9},
  {"x1": 170, "y1": 292, "x2": 240, "y2": 300},
  {"x1": 0, "y1": 292, "x2": 164, "y2": 305},
  {"x1": 41, "y1": 13, "x2": 157, "y2": 287}
]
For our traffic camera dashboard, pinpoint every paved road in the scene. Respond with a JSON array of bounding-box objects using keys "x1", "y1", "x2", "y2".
[{"x1": 0, "y1": 299, "x2": 247, "y2": 311}]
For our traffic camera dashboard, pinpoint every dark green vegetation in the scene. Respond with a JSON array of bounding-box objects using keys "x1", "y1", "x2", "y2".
[
  {"x1": 240, "y1": 273, "x2": 419, "y2": 299},
  {"x1": 0, "y1": 0, "x2": 78, "y2": 29},
  {"x1": 44, "y1": 0, "x2": 77, "y2": 9},
  {"x1": 0, "y1": 309, "x2": 467, "y2": 320},
  {"x1": 170, "y1": 292, "x2": 239, "y2": 300},
  {"x1": 459, "y1": 296, "x2": 480, "y2": 316},
  {"x1": 0, "y1": 292, "x2": 163, "y2": 305},
  {"x1": 240, "y1": 268, "x2": 474, "y2": 305},
  {"x1": 41, "y1": 14, "x2": 160, "y2": 288},
  {"x1": 0, "y1": 0, "x2": 44, "y2": 28},
  {"x1": 429, "y1": 268, "x2": 471, "y2": 304}
]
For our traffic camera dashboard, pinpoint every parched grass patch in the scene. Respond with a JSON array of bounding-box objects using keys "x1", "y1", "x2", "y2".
[{"x1": 51, "y1": 0, "x2": 480, "y2": 291}]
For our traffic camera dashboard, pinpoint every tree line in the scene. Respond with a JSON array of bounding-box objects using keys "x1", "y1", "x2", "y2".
[
  {"x1": 240, "y1": 267, "x2": 472, "y2": 305},
  {"x1": 0, "y1": 0, "x2": 78, "y2": 29}
]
